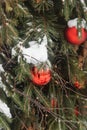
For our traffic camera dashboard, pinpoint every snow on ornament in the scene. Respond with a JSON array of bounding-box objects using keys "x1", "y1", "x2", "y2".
[
  {"x1": 31, "y1": 64, "x2": 51, "y2": 86},
  {"x1": 64, "y1": 18, "x2": 87, "y2": 45},
  {"x1": 12, "y1": 35, "x2": 52, "y2": 85},
  {"x1": 12, "y1": 36, "x2": 48, "y2": 65},
  {"x1": 19, "y1": 35, "x2": 48, "y2": 65}
]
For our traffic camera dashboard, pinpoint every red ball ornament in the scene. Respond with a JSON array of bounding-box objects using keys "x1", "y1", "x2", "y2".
[
  {"x1": 74, "y1": 81, "x2": 81, "y2": 89},
  {"x1": 65, "y1": 27, "x2": 87, "y2": 45},
  {"x1": 74, "y1": 81, "x2": 80, "y2": 88},
  {"x1": 31, "y1": 66, "x2": 51, "y2": 86}
]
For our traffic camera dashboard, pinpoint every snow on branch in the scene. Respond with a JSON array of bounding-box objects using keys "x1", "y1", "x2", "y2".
[{"x1": 12, "y1": 35, "x2": 50, "y2": 65}]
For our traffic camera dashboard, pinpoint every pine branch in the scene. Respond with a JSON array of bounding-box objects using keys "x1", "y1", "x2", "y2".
[{"x1": 0, "y1": 112, "x2": 11, "y2": 130}]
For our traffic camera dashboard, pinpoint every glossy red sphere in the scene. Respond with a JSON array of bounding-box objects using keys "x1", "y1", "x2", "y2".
[
  {"x1": 65, "y1": 27, "x2": 87, "y2": 45},
  {"x1": 31, "y1": 66, "x2": 51, "y2": 86}
]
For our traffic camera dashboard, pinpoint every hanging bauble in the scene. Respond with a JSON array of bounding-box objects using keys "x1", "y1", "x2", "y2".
[
  {"x1": 31, "y1": 65, "x2": 51, "y2": 86},
  {"x1": 64, "y1": 18, "x2": 87, "y2": 45},
  {"x1": 73, "y1": 80, "x2": 84, "y2": 89},
  {"x1": 73, "y1": 75, "x2": 85, "y2": 89},
  {"x1": 74, "y1": 81, "x2": 81, "y2": 89}
]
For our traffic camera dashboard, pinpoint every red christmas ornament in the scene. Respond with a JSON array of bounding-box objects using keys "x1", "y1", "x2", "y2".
[
  {"x1": 74, "y1": 80, "x2": 83, "y2": 89},
  {"x1": 65, "y1": 27, "x2": 87, "y2": 45},
  {"x1": 74, "y1": 81, "x2": 81, "y2": 89},
  {"x1": 31, "y1": 66, "x2": 51, "y2": 86}
]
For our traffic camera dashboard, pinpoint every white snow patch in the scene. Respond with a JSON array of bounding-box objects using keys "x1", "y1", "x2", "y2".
[
  {"x1": 79, "y1": 0, "x2": 87, "y2": 13},
  {"x1": 27, "y1": 22, "x2": 32, "y2": 26},
  {"x1": 80, "y1": 0, "x2": 86, "y2": 6},
  {"x1": 84, "y1": 7, "x2": 87, "y2": 12},
  {"x1": 37, "y1": 28, "x2": 41, "y2": 32},
  {"x1": 67, "y1": 18, "x2": 86, "y2": 28},
  {"x1": 12, "y1": 41, "x2": 23, "y2": 56},
  {"x1": 0, "y1": 100, "x2": 11, "y2": 118},
  {"x1": 0, "y1": 76, "x2": 6, "y2": 93},
  {"x1": 28, "y1": 41, "x2": 38, "y2": 47},
  {"x1": 0, "y1": 64, "x2": 4, "y2": 72},
  {"x1": 22, "y1": 35, "x2": 48, "y2": 64},
  {"x1": 12, "y1": 48, "x2": 16, "y2": 56},
  {"x1": 12, "y1": 35, "x2": 49, "y2": 65}
]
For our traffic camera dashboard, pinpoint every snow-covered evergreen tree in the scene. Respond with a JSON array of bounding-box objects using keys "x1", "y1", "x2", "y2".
[{"x1": 0, "y1": 0, "x2": 87, "y2": 130}]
